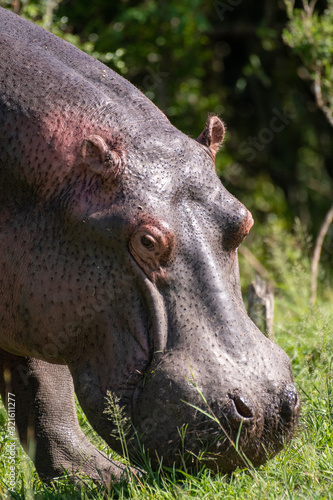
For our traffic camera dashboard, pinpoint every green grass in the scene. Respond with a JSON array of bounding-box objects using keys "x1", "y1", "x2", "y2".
[{"x1": 1, "y1": 231, "x2": 332, "y2": 499}]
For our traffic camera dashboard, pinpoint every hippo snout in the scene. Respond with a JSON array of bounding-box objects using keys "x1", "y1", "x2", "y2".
[{"x1": 124, "y1": 338, "x2": 300, "y2": 472}]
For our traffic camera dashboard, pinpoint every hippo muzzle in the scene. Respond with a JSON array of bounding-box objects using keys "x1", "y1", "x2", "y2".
[{"x1": 129, "y1": 333, "x2": 299, "y2": 472}]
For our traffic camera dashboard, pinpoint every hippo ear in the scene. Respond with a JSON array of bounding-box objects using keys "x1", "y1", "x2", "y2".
[
  {"x1": 81, "y1": 135, "x2": 124, "y2": 182},
  {"x1": 196, "y1": 116, "x2": 225, "y2": 160}
]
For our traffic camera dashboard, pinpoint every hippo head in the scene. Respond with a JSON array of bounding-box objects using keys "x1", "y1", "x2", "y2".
[
  {"x1": 60, "y1": 116, "x2": 300, "y2": 472},
  {"x1": 0, "y1": 16, "x2": 299, "y2": 471}
]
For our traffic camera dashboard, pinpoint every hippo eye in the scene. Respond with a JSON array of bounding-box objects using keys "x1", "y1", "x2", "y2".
[
  {"x1": 129, "y1": 223, "x2": 175, "y2": 277},
  {"x1": 140, "y1": 235, "x2": 156, "y2": 251}
]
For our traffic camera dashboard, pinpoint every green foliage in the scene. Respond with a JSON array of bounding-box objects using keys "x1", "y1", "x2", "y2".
[
  {"x1": 104, "y1": 391, "x2": 132, "y2": 467},
  {"x1": 283, "y1": 0, "x2": 333, "y2": 127},
  {"x1": 284, "y1": 0, "x2": 333, "y2": 64}
]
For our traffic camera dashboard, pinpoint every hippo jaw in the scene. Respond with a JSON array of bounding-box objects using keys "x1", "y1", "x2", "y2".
[{"x1": 127, "y1": 352, "x2": 300, "y2": 472}]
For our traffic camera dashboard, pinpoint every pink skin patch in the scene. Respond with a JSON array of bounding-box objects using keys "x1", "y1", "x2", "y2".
[
  {"x1": 20, "y1": 108, "x2": 126, "y2": 215},
  {"x1": 244, "y1": 210, "x2": 254, "y2": 237}
]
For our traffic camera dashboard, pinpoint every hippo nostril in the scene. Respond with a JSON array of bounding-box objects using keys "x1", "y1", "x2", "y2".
[
  {"x1": 231, "y1": 395, "x2": 254, "y2": 419},
  {"x1": 280, "y1": 384, "x2": 300, "y2": 423}
]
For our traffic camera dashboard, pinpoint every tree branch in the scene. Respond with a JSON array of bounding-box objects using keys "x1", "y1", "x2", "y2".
[
  {"x1": 238, "y1": 245, "x2": 272, "y2": 283},
  {"x1": 313, "y1": 70, "x2": 333, "y2": 127},
  {"x1": 311, "y1": 202, "x2": 333, "y2": 304}
]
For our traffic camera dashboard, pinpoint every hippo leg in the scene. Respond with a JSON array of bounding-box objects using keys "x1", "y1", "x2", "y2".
[{"x1": 0, "y1": 350, "x2": 130, "y2": 484}]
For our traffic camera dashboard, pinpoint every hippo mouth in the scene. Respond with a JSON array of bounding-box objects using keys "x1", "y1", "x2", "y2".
[
  {"x1": 179, "y1": 385, "x2": 300, "y2": 472},
  {"x1": 126, "y1": 377, "x2": 300, "y2": 473}
]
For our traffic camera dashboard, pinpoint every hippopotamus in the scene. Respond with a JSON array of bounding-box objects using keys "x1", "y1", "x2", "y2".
[{"x1": 0, "y1": 7, "x2": 300, "y2": 484}]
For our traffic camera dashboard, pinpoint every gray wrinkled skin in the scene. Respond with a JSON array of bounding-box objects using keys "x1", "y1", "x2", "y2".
[{"x1": 0, "y1": 8, "x2": 300, "y2": 484}]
